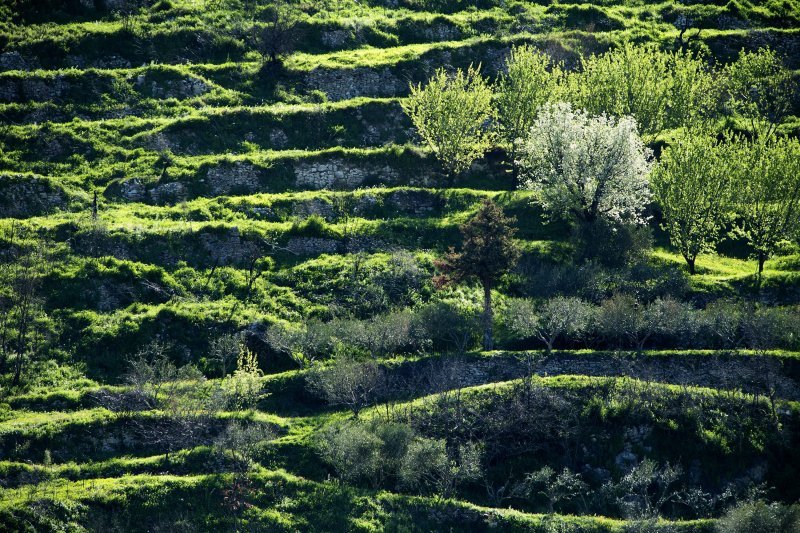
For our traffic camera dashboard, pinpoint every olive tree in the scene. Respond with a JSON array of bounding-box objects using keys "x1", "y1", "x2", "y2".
[
  {"x1": 306, "y1": 357, "x2": 385, "y2": 417},
  {"x1": 402, "y1": 65, "x2": 495, "y2": 181},
  {"x1": 651, "y1": 129, "x2": 734, "y2": 274},
  {"x1": 716, "y1": 500, "x2": 800, "y2": 533},
  {"x1": 399, "y1": 438, "x2": 483, "y2": 497},
  {"x1": 517, "y1": 102, "x2": 652, "y2": 226},
  {"x1": 505, "y1": 297, "x2": 594, "y2": 353},
  {"x1": 252, "y1": 0, "x2": 302, "y2": 65},
  {"x1": 0, "y1": 238, "x2": 49, "y2": 386},
  {"x1": 730, "y1": 135, "x2": 800, "y2": 276}
]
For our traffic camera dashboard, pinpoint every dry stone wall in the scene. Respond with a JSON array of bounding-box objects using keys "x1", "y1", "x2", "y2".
[{"x1": 0, "y1": 175, "x2": 71, "y2": 217}]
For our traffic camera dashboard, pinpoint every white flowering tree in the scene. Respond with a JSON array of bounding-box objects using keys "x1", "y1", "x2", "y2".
[{"x1": 516, "y1": 103, "x2": 652, "y2": 226}]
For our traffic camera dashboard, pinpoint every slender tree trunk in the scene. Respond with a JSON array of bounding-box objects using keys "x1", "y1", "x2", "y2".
[
  {"x1": 757, "y1": 252, "x2": 766, "y2": 277},
  {"x1": 686, "y1": 256, "x2": 696, "y2": 275},
  {"x1": 482, "y1": 281, "x2": 493, "y2": 351}
]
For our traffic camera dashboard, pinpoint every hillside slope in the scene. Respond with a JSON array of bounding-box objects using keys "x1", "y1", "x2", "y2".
[{"x1": 1, "y1": 0, "x2": 800, "y2": 531}]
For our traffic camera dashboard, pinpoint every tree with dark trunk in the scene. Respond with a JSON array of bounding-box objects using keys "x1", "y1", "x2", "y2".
[
  {"x1": 730, "y1": 135, "x2": 800, "y2": 279},
  {"x1": 433, "y1": 199, "x2": 520, "y2": 350},
  {"x1": 252, "y1": 0, "x2": 301, "y2": 66}
]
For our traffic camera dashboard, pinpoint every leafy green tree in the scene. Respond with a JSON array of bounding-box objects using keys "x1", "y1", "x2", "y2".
[
  {"x1": 572, "y1": 43, "x2": 716, "y2": 134},
  {"x1": 651, "y1": 129, "x2": 734, "y2": 274},
  {"x1": 573, "y1": 43, "x2": 670, "y2": 135},
  {"x1": 495, "y1": 45, "x2": 565, "y2": 155},
  {"x1": 667, "y1": 48, "x2": 718, "y2": 128},
  {"x1": 433, "y1": 199, "x2": 520, "y2": 351},
  {"x1": 517, "y1": 102, "x2": 652, "y2": 226},
  {"x1": 723, "y1": 47, "x2": 795, "y2": 136},
  {"x1": 402, "y1": 65, "x2": 495, "y2": 181},
  {"x1": 730, "y1": 135, "x2": 800, "y2": 276}
]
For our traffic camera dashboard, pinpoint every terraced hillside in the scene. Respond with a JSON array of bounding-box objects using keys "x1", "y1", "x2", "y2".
[{"x1": 1, "y1": 0, "x2": 800, "y2": 531}]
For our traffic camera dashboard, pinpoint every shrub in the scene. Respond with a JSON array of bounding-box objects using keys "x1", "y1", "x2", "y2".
[
  {"x1": 316, "y1": 421, "x2": 384, "y2": 486},
  {"x1": 306, "y1": 356, "x2": 385, "y2": 416},
  {"x1": 398, "y1": 438, "x2": 483, "y2": 497},
  {"x1": 716, "y1": 501, "x2": 800, "y2": 533},
  {"x1": 221, "y1": 343, "x2": 263, "y2": 409},
  {"x1": 413, "y1": 300, "x2": 481, "y2": 354},
  {"x1": 316, "y1": 419, "x2": 414, "y2": 488}
]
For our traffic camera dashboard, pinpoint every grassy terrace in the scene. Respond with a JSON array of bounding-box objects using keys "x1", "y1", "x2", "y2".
[{"x1": 2, "y1": 0, "x2": 800, "y2": 530}]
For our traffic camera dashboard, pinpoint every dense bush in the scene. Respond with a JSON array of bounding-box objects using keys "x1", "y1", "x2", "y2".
[
  {"x1": 716, "y1": 500, "x2": 800, "y2": 533},
  {"x1": 316, "y1": 418, "x2": 482, "y2": 496}
]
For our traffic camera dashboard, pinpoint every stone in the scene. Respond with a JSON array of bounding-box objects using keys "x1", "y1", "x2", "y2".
[
  {"x1": 0, "y1": 51, "x2": 30, "y2": 71},
  {"x1": 206, "y1": 162, "x2": 263, "y2": 196},
  {"x1": 149, "y1": 181, "x2": 188, "y2": 204},
  {"x1": 269, "y1": 129, "x2": 289, "y2": 149},
  {"x1": 286, "y1": 237, "x2": 339, "y2": 255},
  {"x1": 304, "y1": 67, "x2": 407, "y2": 101},
  {"x1": 294, "y1": 159, "x2": 400, "y2": 190},
  {"x1": 118, "y1": 178, "x2": 148, "y2": 202},
  {"x1": 0, "y1": 175, "x2": 68, "y2": 217},
  {"x1": 615, "y1": 447, "x2": 638, "y2": 472}
]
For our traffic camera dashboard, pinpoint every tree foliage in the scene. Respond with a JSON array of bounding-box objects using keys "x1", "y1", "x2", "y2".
[
  {"x1": 402, "y1": 65, "x2": 495, "y2": 179},
  {"x1": 495, "y1": 45, "x2": 565, "y2": 149},
  {"x1": 723, "y1": 47, "x2": 796, "y2": 135},
  {"x1": 517, "y1": 102, "x2": 652, "y2": 226},
  {"x1": 251, "y1": 0, "x2": 302, "y2": 65},
  {"x1": 433, "y1": 199, "x2": 520, "y2": 350},
  {"x1": 652, "y1": 128, "x2": 735, "y2": 274},
  {"x1": 730, "y1": 135, "x2": 800, "y2": 275},
  {"x1": 574, "y1": 43, "x2": 716, "y2": 134}
]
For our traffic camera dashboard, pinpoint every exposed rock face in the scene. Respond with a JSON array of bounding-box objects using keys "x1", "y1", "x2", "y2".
[
  {"x1": 321, "y1": 30, "x2": 353, "y2": 49},
  {"x1": 292, "y1": 198, "x2": 336, "y2": 220},
  {"x1": 286, "y1": 237, "x2": 339, "y2": 255},
  {"x1": 269, "y1": 129, "x2": 289, "y2": 149},
  {"x1": 294, "y1": 159, "x2": 400, "y2": 190},
  {"x1": 206, "y1": 161, "x2": 264, "y2": 196},
  {"x1": 386, "y1": 189, "x2": 440, "y2": 216},
  {"x1": 117, "y1": 178, "x2": 148, "y2": 202},
  {"x1": 200, "y1": 227, "x2": 246, "y2": 264},
  {"x1": 304, "y1": 67, "x2": 407, "y2": 101},
  {"x1": 0, "y1": 175, "x2": 69, "y2": 218},
  {"x1": 110, "y1": 156, "x2": 434, "y2": 205},
  {"x1": 66, "y1": 54, "x2": 132, "y2": 69},
  {"x1": 133, "y1": 73, "x2": 209, "y2": 99},
  {"x1": 149, "y1": 181, "x2": 189, "y2": 204},
  {"x1": 421, "y1": 23, "x2": 462, "y2": 42},
  {"x1": 0, "y1": 51, "x2": 36, "y2": 71}
]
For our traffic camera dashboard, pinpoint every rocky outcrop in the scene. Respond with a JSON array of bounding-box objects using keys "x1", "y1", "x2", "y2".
[
  {"x1": 132, "y1": 72, "x2": 209, "y2": 99},
  {"x1": 285, "y1": 237, "x2": 339, "y2": 255},
  {"x1": 0, "y1": 174, "x2": 72, "y2": 218},
  {"x1": 304, "y1": 67, "x2": 408, "y2": 101},
  {"x1": 0, "y1": 51, "x2": 38, "y2": 72},
  {"x1": 294, "y1": 158, "x2": 402, "y2": 190},
  {"x1": 206, "y1": 161, "x2": 264, "y2": 196}
]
